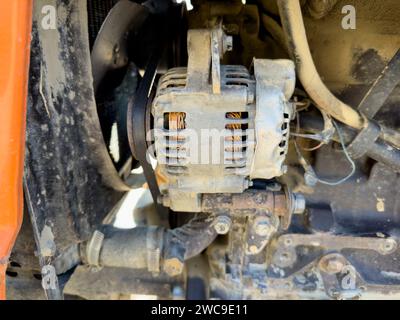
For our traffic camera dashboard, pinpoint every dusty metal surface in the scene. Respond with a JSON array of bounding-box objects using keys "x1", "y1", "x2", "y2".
[
  {"x1": 153, "y1": 27, "x2": 294, "y2": 212},
  {"x1": 63, "y1": 266, "x2": 184, "y2": 300},
  {"x1": 153, "y1": 28, "x2": 256, "y2": 212},
  {"x1": 10, "y1": 0, "x2": 400, "y2": 301},
  {"x1": 21, "y1": 0, "x2": 127, "y2": 283}
]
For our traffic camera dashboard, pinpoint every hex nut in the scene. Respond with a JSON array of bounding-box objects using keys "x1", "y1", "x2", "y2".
[
  {"x1": 213, "y1": 215, "x2": 232, "y2": 235},
  {"x1": 163, "y1": 258, "x2": 184, "y2": 277},
  {"x1": 319, "y1": 255, "x2": 345, "y2": 274}
]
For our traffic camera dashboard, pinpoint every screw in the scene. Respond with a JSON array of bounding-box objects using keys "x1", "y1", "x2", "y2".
[{"x1": 213, "y1": 215, "x2": 232, "y2": 235}]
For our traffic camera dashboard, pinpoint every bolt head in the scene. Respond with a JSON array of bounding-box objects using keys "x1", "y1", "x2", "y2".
[
  {"x1": 213, "y1": 215, "x2": 232, "y2": 235},
  {"x1": 164, "y1": 258, "x2": 184, "y2": 277},
  {"x1": 326, "y1": 260, "x2": 344, "y2": 273},
  {"x1": 319, "y1": 255, "x2": 345, "y2": 274},
  {"x1": 254, "y1": 220, "x2": 273, "y2": 237},
  {"x1": 248, "y1": 245, "x2": 259, "y2": 254}
]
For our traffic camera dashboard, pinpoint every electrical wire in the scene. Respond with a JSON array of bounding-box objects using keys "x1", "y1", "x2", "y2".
[{"x1": 294, "y1": 114, "x2": 356, "y2": 186}]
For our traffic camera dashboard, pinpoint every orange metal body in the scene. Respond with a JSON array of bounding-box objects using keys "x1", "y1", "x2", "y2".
[{"x1": 0, "y1": 0, "x2": 33, "y2": 299}]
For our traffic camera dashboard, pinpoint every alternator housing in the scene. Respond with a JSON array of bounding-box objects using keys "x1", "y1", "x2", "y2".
[{"x1": 152, "y1": 29, "x2": 295, "y2": 211}]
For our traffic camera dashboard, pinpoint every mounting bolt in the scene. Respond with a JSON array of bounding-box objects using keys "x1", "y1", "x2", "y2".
[
  {"x1": 248, "y1": 245, "x2": 259, "y2": 254},
  {"x1": 326, "y1": 260, "x2": 344, "y2": 274},
  {"x1": 213, "y1": 215, "x2": 232, "y2": 235},
  {"x1": 319, "y1": 254, "x2": 345, "y2": 274},
  {"x1": 164, "y1": 257, "x2": 184, "y2": 277},
  {"x1": 254, "y1": 217, "x2": 273, "y2": 237}
]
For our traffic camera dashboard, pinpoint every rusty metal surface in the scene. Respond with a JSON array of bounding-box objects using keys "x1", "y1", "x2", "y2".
[
  {"x1": 275, "y1": 234, "x2": 397, "y2": 256},
  {"x1": 201, "y1": 190, "x2": 289, "y2": 217}
]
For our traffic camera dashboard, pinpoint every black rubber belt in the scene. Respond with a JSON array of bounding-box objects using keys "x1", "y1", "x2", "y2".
[{"x1": 127, "y1": 51, "x2": 168, "y2": 217}]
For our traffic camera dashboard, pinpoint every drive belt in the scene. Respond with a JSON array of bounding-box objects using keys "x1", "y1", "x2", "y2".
[{"x1": 127, "y1": 50, "x2": 169, "y2": 218}]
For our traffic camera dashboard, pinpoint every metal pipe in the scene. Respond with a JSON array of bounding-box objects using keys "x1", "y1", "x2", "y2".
[
  {"x1": 277, "y1": 0, "x2": 400, "y2": 149},
  {"x1": 277, "y1": 0, "x2": 364, "y2": 130},
  {"x1": 82, "y1": 214, "x2": 217, "y2": 277}
]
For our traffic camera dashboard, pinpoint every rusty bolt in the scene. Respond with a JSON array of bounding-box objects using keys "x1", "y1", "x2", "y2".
[
  {"x1": 163, "y1": 257, "x2": 184, "y2": 277},
  {"x1": 213, "y1": 215, "x2": 232, "y2": 235},
  {"x1": 319, "y1": 255, "x2": 345, "y2": 274},
  {"x1": 248, "y1": 245, "x2": 259, "y2": 254}
]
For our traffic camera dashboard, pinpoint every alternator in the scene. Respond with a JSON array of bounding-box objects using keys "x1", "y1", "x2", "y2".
[{"x1": 152, "y1": 28, "x2": 295, "y2": 212}]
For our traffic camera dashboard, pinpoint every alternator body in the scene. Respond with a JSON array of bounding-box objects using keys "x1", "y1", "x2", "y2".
[{"x1": 152, "y1": 29, "x2": 295, "y2": 211}]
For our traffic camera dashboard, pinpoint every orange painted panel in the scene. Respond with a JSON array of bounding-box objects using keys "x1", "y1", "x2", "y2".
[{"x1": 0, "y1": 0, "x2": 33, "y2": 299}]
